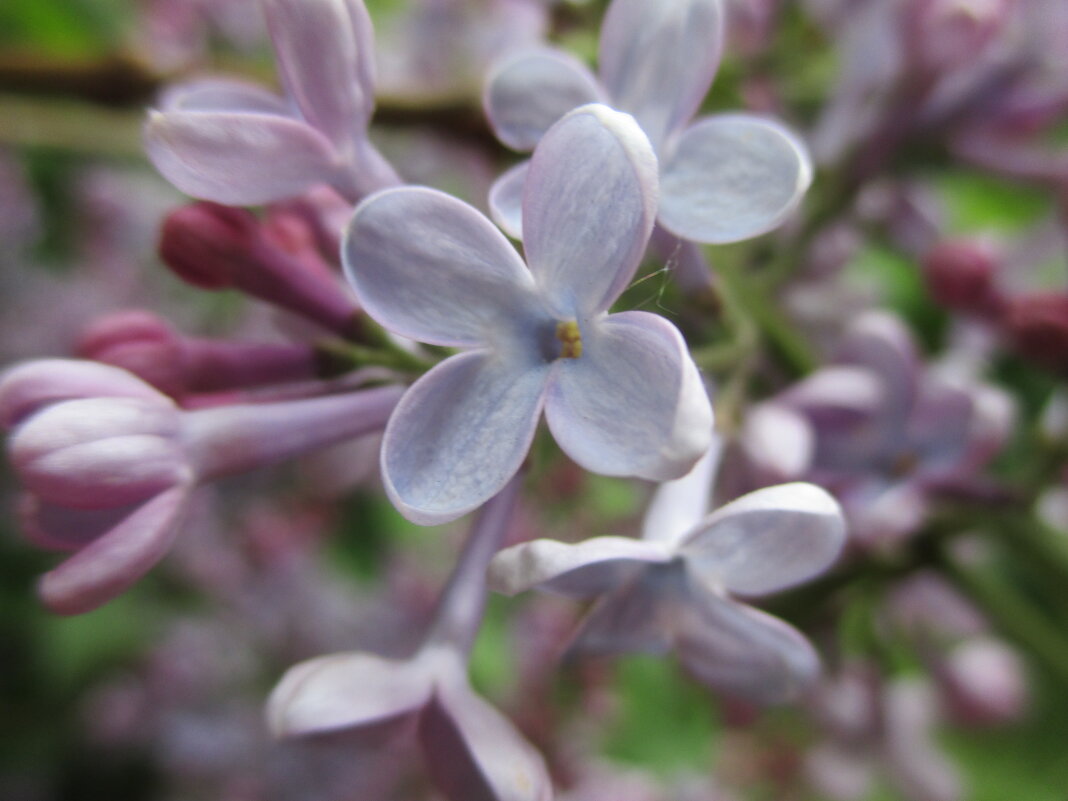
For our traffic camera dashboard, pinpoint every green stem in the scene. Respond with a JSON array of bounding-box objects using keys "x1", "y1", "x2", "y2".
[
  {"x1": 316, "y1": 338, "x2": 435, "y2": 374},
  {"x1": 936, "y1": 544, "x2": 1068, "y2": 687},
  {"x1": 715, "y1": 260, "x2": 817, "y2": 377}
]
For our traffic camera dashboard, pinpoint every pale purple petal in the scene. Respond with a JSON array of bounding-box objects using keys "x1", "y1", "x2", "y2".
[
  {"x1": 674, "y1": 587, "x2": 820, "y2": 703},
  {"x1": 487, "y1": 161, "x2": 529, "y2": 240},
  {"x1": 0, "y1": 359, "x2": 167, "y2": 430},
  {"x1": 780, "y1": 366, "x2": 887, "y2": 473},
  {"x1": 145, "y1": 110, "x2": 339, "y2": 205},
  {"x1": 37, "y1": 485, "x2": 192, "y2": 615},
  {"x1": 19, "y1": 496, "x2": 131, "y2": 552},
  {"x1": 487, "y1": 536, "x2": 674, "y2": 598},
  {"x1": 568, "y1": 572, "x2": 678, "y2": 656},
  {"x1": 382, "y1": 352, "x2": 549, "y2": 525},
  {"x1": 658, "y1": 115, "x2": 813, "y2": 244},
  {"x1": 641, "y1": 438, "x2": 722, "y2": 546},
  {"x1": 906, "y1": 379, "x2": 974, "y2": 477},
  {"x1": 263, "y1": 0, "x2": 375, "y2": 150},
  {"x1": 343, "y1": 186, "x2": 535, "y2": 347},
  {"x1": 522, "y1": 104, "x2": 658, "y2": 317},
  {"x1": 849, "y1": 481, "x2": 928, "y2": 548},
  {"x1": 679, "y1": 483, "x2": 846, "y2": 596},
  {"x1": 883, "y1": 680, "x2": 964, "y2": 801},
  {"x1": 421, "y1": 683, "x2": 553, "y2": 801},
  {"x1": 484, "y1": 48, "x2": 607, "y2": 151},
  {"x1": 835, "y1": 311, "x2": 919, "y2": 427},
  {"x1": 546, "y1": 311, "x2": 712, "y2": 481},
  {"x1": 598, "y1": 0, "x2": 725, "y2": 150},
  {"x1": 10, "y1": 398, "x2": 190, "y2": 509},
  {"x1": 739, "y1": 403, "x2": 814, "y2": 482},
  {"x1": 158, "y1": 77, "x2": 293, "y2": 115},
  {"x1": 267, "y1": 651, "x2": 432, "y2": 737}
]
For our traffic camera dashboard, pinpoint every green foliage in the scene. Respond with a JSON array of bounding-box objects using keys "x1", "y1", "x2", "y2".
[{"x1": 602, "y1": 655, "x2": 719, "y2": 775}]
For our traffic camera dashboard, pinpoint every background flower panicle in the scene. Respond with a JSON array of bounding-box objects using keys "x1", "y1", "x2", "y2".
[{"x1": 1, "y1": 0, "x2": 1067, "y2": 798}]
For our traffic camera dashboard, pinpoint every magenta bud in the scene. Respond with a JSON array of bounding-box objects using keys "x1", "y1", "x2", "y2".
[
  {"x1": 158, "y1": 201, "x2": 259, "y2": 290},
  {"x1": 78, "y1": 310, "x2": 322, "y2": 399},
  {"x1": 159, "y1": 201, "x2": 361, "y2": 336},
  {"x1": 922, "y1": 239, "x2": 1005, "y2": 317},
  {"x1": 1003, "y1": 292, "x2": 1068, "y2": 375}
]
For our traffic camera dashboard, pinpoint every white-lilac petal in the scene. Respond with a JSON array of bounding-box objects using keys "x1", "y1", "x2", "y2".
[
  {"x1": 641, "y1": 438, "x2": 722, "y2": 546},
  {"x1": 0, "y1": 359, "x2": 167, "y2": 430},
  {"x1": 658, "y1": 114, "x2": 813, "y2": 244},
  {"x1": 598, "y1": 0, "x2": 725, "y2": 151},
  {"x1": 484, "y1": 49, "x2": 607, "y2": 151},
  {"x1": 488, "y1": 536, "x2": 673, "y2": 598},
  {"x1": 568, "y1": 577, "x2": 676, "y2": 656},
  {"x1": 382, "y1": 351, "x2": 549, "y2": 526},
  {"x1": 267, "y1": 651, "x2": 432, "y2": 737},
  {"x1": 157, "y1": 78, "x2": 293, "y2": 115},
  {"x1": 740, "y1": 403, "x2": 814, "y2": 482},
  {"x1": 37, "y1": 485, "x2": 192, "y2": 615},
  {"x1": 144, "y1": 110, "x2": 339, "y2": 205},
  {"x1": 674, "y1": 588, "x2": 820, "y2": 703},
  {"x1": 263, "y1": 0, "x2": 375, "y2": 151},
  {"x1": 344, "y1": 186, "x2": 535, "y2": 347},
  {"x1": 421, "y1": 684, "x2": 553, "y2": 801},
  {"x1": 835, "y1": 311, "x2": 919, "y2": 424},
  {"x1": 546, "y1": 311, "x2": 712, "y2": 482},
  {"x1": 11, "y1": 398, "x2": 189, "y2": 509},
  {"x1": 522, "y1": 104, "x2": 658, "y2": 317},
  {"x1": 680, "y1": 483, "x2": 845, "y2": 597},
  {"x1": 487, "y1": 160, "x2": 530, "y2": 240}
]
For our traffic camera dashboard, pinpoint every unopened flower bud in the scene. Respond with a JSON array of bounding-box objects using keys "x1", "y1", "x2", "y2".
[
  {"x1": 1003, "y1": 292, "x2": 1068, "y2": 375},
  {"x1": 78, "y1": 310, "x2": 322, "y2": 399},
  {"x1": 936, "y1": 638, "x2": 1028, "y2": 727},
  {"x1": 159, "y1": 201, "x2": 361, "y2": 337},
  {"x1": 922, "y1": 239, "x2": 1004, "y2": 317}
]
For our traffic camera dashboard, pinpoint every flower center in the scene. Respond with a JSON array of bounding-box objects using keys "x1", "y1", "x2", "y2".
[{"x1": 555, "y1": 320, "x2": 582, "y2": 359}]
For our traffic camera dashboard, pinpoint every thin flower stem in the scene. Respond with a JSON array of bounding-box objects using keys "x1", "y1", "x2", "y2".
[
  {"x1": 315, "y1": 338, "x2": 436, "y2": 374},
  {"x1": 935, "y1": 543, "x2": 1068, "y2": 687}
]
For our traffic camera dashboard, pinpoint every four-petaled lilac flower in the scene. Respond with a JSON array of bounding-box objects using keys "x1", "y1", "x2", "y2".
[
  {"x1": 267, "y1": 477, "x2": 552, "y2": 801},
  {"x1": 777, "y1": 311, "x2": 1014, "y2": 546},
  {"x1": 146, "y1": 0, "x2": 400, "y2": 205},
  {"x1": 0, "y1": 359, "x2": 402, "y2": 614},
  {"x1": 488, "y1": 446, "x2": 846, "y2": 704},
  {"x1": 343, "y1": 103, "x2": 714, "y2": 525},
  {"x1": 482, "y1": 0, "x2": 812, "y2": 244}
]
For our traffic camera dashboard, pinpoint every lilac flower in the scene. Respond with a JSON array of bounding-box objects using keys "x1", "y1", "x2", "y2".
[
  {"x1": 482, "y1": 0, "x2": 812, "y2": 244},
  {"x1": 778, "y1": 311, "x2": 1014, "y2": 545},
  {"x1": 267, "y1": 477, "x2": 553, "y2": 801},
  {"x1": 145, "y1": 0, "x2": 400, "y2": 206},
  {"x1": 342, "y1": 104, "x2": 713, "y2": 525},
  {"x1": 806, "y1": 668, "x2": 962, "y2": 801},
  {"x1": 488, "y1": 446, "x2": 846, "y2": 703},
  {"x1": 0, "y1": 359, "x2": 403, "y2": 614}
]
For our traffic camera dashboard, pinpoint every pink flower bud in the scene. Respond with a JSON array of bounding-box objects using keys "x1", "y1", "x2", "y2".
[
  {"x1": 78, "y1": 310, "x2": 322, "y2": 399},
  {"x1": 159, "y1": 201, "x2": 361, "y2": 336},
  {"x1": 1003, "y1": 292, "x2": 1068, "y2": 375},
  {"x1": 937, "y1": 638, "x2": 1028, "y2": 727},
  {"x1": 922, "y1": 239, "x2": 1005, "y2": 317}
]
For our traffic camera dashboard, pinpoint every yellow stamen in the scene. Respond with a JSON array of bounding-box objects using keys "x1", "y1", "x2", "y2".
[{"x1": 555, "y1": 320, "x2": 582, "y2": 359}]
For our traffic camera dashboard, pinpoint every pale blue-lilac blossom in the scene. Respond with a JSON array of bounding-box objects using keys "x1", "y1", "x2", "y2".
[
  {"x1": 267, "y1": 476, "x2": 552, "y2": 801},
  {"x1": 342, "y1": 103, "x2": 714, "y2": 525},
  {"x1": 482, "y1": 0, "x2": 812, "y2": 244},
  {"x1": 145, "y1": 0, "x2": 400, "y2": 205},
  {"x1": 777, "y1": 311, "x2": 1014, "y2": 545},
  {"x1": 0, "y1": 359, "x2": 402, "y2": 614},
  {"x1": 488, "y1": 445, "x2": 846, "y2": 703}
]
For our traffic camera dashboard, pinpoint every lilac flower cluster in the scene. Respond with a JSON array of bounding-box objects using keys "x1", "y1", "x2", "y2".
[{"x1": 3, "y1": 0, "x2": 1066, "y2": 797}]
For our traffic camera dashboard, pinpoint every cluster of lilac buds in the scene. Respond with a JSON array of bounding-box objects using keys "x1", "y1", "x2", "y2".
[{"x1": 3, "y1": 0, "x2": 1067, "y2": 797}]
